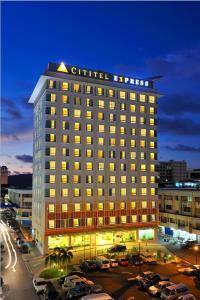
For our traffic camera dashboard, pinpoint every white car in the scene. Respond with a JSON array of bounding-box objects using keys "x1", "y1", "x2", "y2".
[
  {"x1": 62, "y1": 275, "x2": 94, "y2": 292},
  {"x1": 178, "y1": 294, "x2": 196, "y2": 300},
  {"x1": 110, "y1": 259, "x2": 118, "y2": 268},
  {"x1": 178, "y1": 267, "x2": 196, "y2": 275},
  {"x1": 32, "y1": 277, "x2": 48, "y2": 294},
  {"x1": 148, "y1": 281, "x2": 175, "y2": 296},
  {"x1": 140, "y1": 254, "x2": 157, "y2": 264},
  {"x1": 127, "y1": 271, "x2": 153, "y2": 282}
]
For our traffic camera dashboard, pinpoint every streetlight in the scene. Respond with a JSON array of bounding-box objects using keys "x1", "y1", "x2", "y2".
[
  {"x1": 138, "y1": 239, "x2": 141, "y2": 256},
  {"x1": 194, "y1": 245, "x2": 199, "y2": 265},
  {"x1": 138, "y1": 239, "x2": 141, "y2": 275}
]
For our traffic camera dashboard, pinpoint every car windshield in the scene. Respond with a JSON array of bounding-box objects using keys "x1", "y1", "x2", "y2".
[
  {"x1": 36, "y1": 281, "x2": 46, "y2": 286},
  {"x1": 103, "y1": 260, "x2": 109, "y2": 264}
]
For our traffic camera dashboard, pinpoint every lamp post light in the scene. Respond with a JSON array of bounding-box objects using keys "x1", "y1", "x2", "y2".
[
  {"x1": 138, "y1": 239, "x2": 141, "y2": 256},
  {"x1": 194, "y1": 245, "x2": 199, "y2": 265}
]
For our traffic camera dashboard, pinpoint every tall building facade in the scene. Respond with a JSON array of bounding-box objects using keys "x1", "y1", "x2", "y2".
[
  {"x1": 29, "y1": 62, "x2": 160, "y2": 254},
  {"x1": 157, "y1": 160, "x2": 187, "y2": 185}
]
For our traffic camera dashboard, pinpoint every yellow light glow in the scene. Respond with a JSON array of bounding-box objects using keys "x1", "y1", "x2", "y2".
[{"x1": 57, "y1": 62, "x2": 68, "y2": 73}]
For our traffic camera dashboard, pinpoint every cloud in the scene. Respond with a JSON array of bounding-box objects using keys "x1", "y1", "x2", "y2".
[
  {"x1": 165, "y1": 144, "x2": 200, "y2": 153},
  {"x1": 15, "y1": 154, "x2": 33, "y2": 163},
  {"x1": 158, "y1": 117, "x2": 200, "y2": 136}
]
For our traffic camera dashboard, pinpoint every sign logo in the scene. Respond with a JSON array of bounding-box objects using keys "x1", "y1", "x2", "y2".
[{"x1": 57, "y1": 62, "x2": 68, "y2": 73}]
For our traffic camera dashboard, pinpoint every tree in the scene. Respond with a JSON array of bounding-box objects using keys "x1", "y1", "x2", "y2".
[{"x1": 44, "y1": 247, "x2": 73, "y2": 272}]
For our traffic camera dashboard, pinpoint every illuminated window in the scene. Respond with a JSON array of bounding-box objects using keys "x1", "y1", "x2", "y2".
[
  {"x1": 130, "y1": 92, "x2": 136, "y2": 101},
  {"x1": 49, "y1": 204, "x2": 55, "y2": 213},
  {"x1": 86, "y1": 175, "x2": 93, "y2": 184},
  {"x1": 86, "y1": 149, "x2": 93, "y2": 158},
  {"x1": 130, "y1": 152, "x2": 136, "y2": 160},
  {"x1": 86, "y1": 162, "x2": 93, "y2": 170},
  {"x1": 151, "y1": 176, "x2": 155, "y2": 183},
  {"x1": 62, "y1": 188, "x2": 68, "y2": 197},
  {"x1": 109, "y1": 176, "x2": 116, "y2": 184},
  {"x1": 98, "y1": 112, "x2": 104, "y2": 120},
  {"x1": 139, "y1": 94, "x2": 146, "y2": 102},
  {"x1": 86, "y1": 136, "x2": 92, "y2": 145},
  {"x1": 50, "y1": 189, "x2": 55, "y2": 197},
  {"x1": 142, "y1": 215, "x2": 147, "y2": 222},
  {"x1": 62, "y1": 121, "x2": 68, "y2": 130},
  {"x1": 62, "y1": 204, "x2": 67, "y2": 212},
  {"x1": 98, "y1": 137, "x2": 104, "y2": 145},
  {"x1": 49, "y1": 175, "x2": 55, "y2": 184},
  {"x1": 150, "y1": 118, "x2": 155, "y2": 125},
  {"x1": 151, "y1": 188, "x2": 156, "y2": 196},
  {"x1": 74, "y1": 148, "x2": 80, "y2": 157},
  {"x1": 131, "y1": 215, "x2": 137, "y2": 223},
  {"x1": 131, "y1": 201, "x2": 136, "y2": 209},
  {"x1": 140, "y1": 140, "x2": 146, "y2": 148},
  {"x1": 74, "y1": 162, "x2": 81, "y2": 170},
  {"x1": 98, "y1": 100, "x2": 104, "y2": 108},
  {"x1": 149, "y1": 95, "x2": 155, "y2": 103},
  {"x1": 141, "y1": 188, "x2": 147, "y2": 196},
  {"x1": 141, "y1": 176, "x2": 147, "y2": 184},
  {"x1": 75, "y1": 203, "x2": 81, "y2": 212},
  {"x1": 50, "y1": 134, "x2": 55, "y2": 142},
  {"x1": 141, "y1": 129, "x2": 146, "y2": 137},
  {"x1": 49, "y1": 120, "x2": 55, "y2": 129},
  {"x1": 73, "y1": 83, "x2": 81, "y2": 92},
  {"x1": 120, "y1": 115, "x2": 126, "y2": 123},
  {"x1": 150, "y1": 164, "x2": 155, "y2": 172},
  {"x1": 74, "y1": 136, "x2": 81, "y2": 144},
  {"x1": 62, "y1": 82, "x2": 69, "y2": 91},
  {"x1": 140, "y1": 152, "x2": 146, "y2": 160},
  {"x1": 150, "y1": 153, "x2": 155, "y2": 160},
  {"x1": 74, "y1": 109, "x2": 81, "y2": 118},
  {"x1": 110, "y1": 217, "x2": 116, "y2": 224},
  {"x1": 49, "y1": 220, "x2": 55, "y2": 229},
  {"x1": 98, "y1": 162, "x2": 104, "y2": 171},
  {"x1": 109, "y1": 202, "x2": 114, "y2": 210},
  {"x1": 50, "y1": 93, "x2": 56, "y2": 102},
  {"x1": 49, "y1": 80, "x2": 55, "y2": 89},
  {"x1": 98, "y1": 175, "x2": 104, "y2": 184},
  {"x1": 50, "y1": 107, "x2": 56, "y2": 115},
  {"x1": 120, "y1": 103, "x2": 126, "y2": 111},
  {"x1": 130, "y1": 116, "x2": 136, "y2": 124},
  {"x1": 120, "y1": 127, "x2": 125, "y2": 134},
  {"x1": 109, "y1": 138, "x2": 116, "y2": 146},
  {"x1": 150, "y1": 141, "x2": 155, "y2": 149},
  {"x1": 152, "y1": 201, "x2": 156, "y2": 208},
  {"x1": 130, "y1": 140, "x2": 136, "y2": 147},
  {"x1": 97, "y1": 87, "x2": 103, "y2": 96},
  {"x1": 109, "y1": 150, "x2": 115, "y2": 159},
  {"x1": 120, "y1": 151, "x2": 126, "y2": 160},
  {"x1": 62, "y1": 95, "x2": 69, "y2": 104},
  {"x1": 98, "y1": 203, "x2": 103, "y2": 210},
  {"x1": 121, "y1": 188, "x2": 126, "y2": 196},
  {"x1": 49, "y1": 147, "x2": 56, "y2": 156},
  {"x1": 86, "y1": 85, "x2": 92, "y2": 94},
  {"x1": 98, "y1": 188, "x2": 104, "y2": 196},
  {"x1": 130, "y1": 128, "x2": 136, "y2": 135},
  {"x1": 109, "y1": 163, "x2": 115, "y2": 171},
  {"x1": 50, "y1": 161, "x2": 56, "y2": 170},
  {"x1": 62, "y1": 148, "x2": 69, "y2": 156},
  {"x1": 62, "y1": 134, "x2": 68, "y2": 143},
  {"x1": 121, "y1": 216, "x2": 127, "y2": 224},
  {"x1": 62, "y1": 108, "x2": 68, "y2": 117},
  {"x1": 142, "y1": 201, "x2": 147, "y2": 209},
  {"x1": 98, "y1": 217, "x2": 103, "y2": 225},
  {"x1": 108, "y1": 89, "x2": 114, "y2": 97},
  {"x1": 151, "y1": 214, "x2": 156, "y2": 221},
  {"x1": 109, "y1": 113, "x2": 115, "y2": 121},
  {"x1": 140, "y1": 105, "x2": 145, "y2": 113},
  {"x1": 99, "y1": 125, "x2": 105, "y2": 133},
  {"x1": 62, "y1": 175, "x2": 68, "y2": 184},
  {"x1": 150, "y1": 107, "x2": 155, "y2": 114},
  {"x1": 86, "y1": 98, "x2": 93, "y2": 107},
  {"x1": 110, "y1": 126, "x2": 116, "y2": 134},
  {"x1": 120, "y1": 176, "x2": 126, "y2": 183},
  {"x1": 86, "y1": 188, "x2": 92, "y2": 197},
  {"x1": 141, "y1": 164, "x2": 146, "y2": 172},
  {"x1": 131, "y1": 176, "x2": 136, "y2": 183},
  {"x1": 74, "y1": 189, "x2": 80, "y2": 197},
  {"x1": 86, "y1": 111, "x2": 93, "y2": 119},
  {"x1": 98, "y1": 149, "x2": 104, "y2": 158},
  {"x1": 119, "y1": 91, "x2": 126, "y2": 99},
  {"x1": 131, "y1": 188, "x2": 136, "y2": 196},
  {"x1": 131, "y1": 163, "x2": 136, "y2": 171},
  {"x1": 74, "y1": 96, "x2": 81, "y2": 105},
  {"x1": 150, "y1": 130, "x2": 155, "y2": 137},
  {"x1": 61, "y1": 161, "x2": 67, "y2": 170},
  {"x1": 109, "y1": 188, "x2": 116, "y2": 196},
  {"x1": 73, "y1": 219, "x2": 79, "y2": 227},
  {"x1": 87, "y1": 218, "x2": 92, "y2": 226},
  {"x1": 86, "y1": 203, "x2": 91, "y2": 211},
  {"x1": 73, "y1": 175, "x2": 80, "y2": 184},
  {"x1": 74, "y1": 122, "x2": 81, "y2": 131},
  {"x1": 120, "y1": 163, "x2": 126, "y2": 171},
  {"x1": 130, "y1": 104, "x2": 136, "y2": 112},
  {"x1": 120, "y1": 139, "x2": 125, "y2": 147},
  {"x1": 140, "y1": 117, "x2": 145, "y2": 124},
  {"x1": 86, "y1": 123, "x2": 93, "y2": 132},
  {"x1": 109, "y1": 101, "x2": 115, "y2": 110}
]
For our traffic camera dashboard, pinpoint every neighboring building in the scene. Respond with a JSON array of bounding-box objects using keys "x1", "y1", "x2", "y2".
[
  {"x1": 159, "y1": 188, "x2": 200, "y2": 242},
  {"x1": 175, "y1": 180, "x2": 200, "y2": 189},
  {"x1": 29, "y1": 62, "x2": 161, "y2": 254},
  {"x1": 157, "y1": 160, "x2": 187, "y2": 185},
  {"x1": 0, "y1": 166, "x2": 9, "y2": 185},
  {"x1": 187, "y1": 169, "x2": 200, "y2": 181},
  {"x1": 8, "y1": 189, "x2": 32, "y2": 227},
  {"x1": 8, "y1": 174, "x2": 32, "y2": 189}
]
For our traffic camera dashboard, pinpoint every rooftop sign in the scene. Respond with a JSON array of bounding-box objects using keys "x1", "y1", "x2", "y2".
[{"x1": 47, "y1": 62, "x2": 154, "y2": 89}]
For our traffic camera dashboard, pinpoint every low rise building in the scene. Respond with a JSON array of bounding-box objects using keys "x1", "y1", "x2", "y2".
[
  {"x1": 8, "y1": 189, "x2": 32, "y2": 227},
  {"x1": 159, "y1": 188, "x2": 200, "y2": 242},
  {"x1": 157, "y1": 160, "x2": 187, "y2": 185}
]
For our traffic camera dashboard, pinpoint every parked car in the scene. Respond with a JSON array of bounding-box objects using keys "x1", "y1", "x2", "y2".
[
  {"x1": 126, "y1": 254, "x2": 143, "y2": 265},
  {"x1": 107, "y1": 244, "x2": 126, "y2": 253},
  {"x1": 62, "y1": 275, "x2": 94, "y2": 292},
  {"x1": 148, "y1": 281, "x2": 175, "y2": 296},
  {"x1": 117, "y1": 258, "x2": 129, "y2": 266},
  {"x1": 128, "y1": 271, "x2": 153, "y2": 283},
  {"x1": 178, "y1": 294, "x2": 197, "y2": 300},
  {"x1": 181, "y1": 240, "x2": 197, "y2": 249},
  {"x1": 140, "y1": 274, "x2": 169, "y2": 290},
  {"x1": 43, "y1": 282, "x2": 60, "y2": 300},
  {"x1": 33, "y1": 277, "x2": 48, "y2": 294},
  {"x1": 80, "y1": 261, "x2": 98, "y2": 272},
  {"x1": 161, "y1": 283, "x2": 189, "y2": 300},
  {"x1": 66, "y1": 284, "x2": 103, "y2": 299},
  {"x1": 109, "y1": 259, "x2": 118, "y2": 268},
  {"x1": 81, "y1": 293, "x2": 114, "y2": 300},
  {"x1": 95, "y1": 257, "x2": 110, "y2": 270},
  {"x1": 140, "y1": 254, "x2": 157, "y2": 264},
  {"x1": 68, "y1": 271, "x2": 85, "y2": 277}
]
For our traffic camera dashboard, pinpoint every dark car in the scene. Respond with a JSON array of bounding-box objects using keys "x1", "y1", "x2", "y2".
[
  {"x1": 80, "y1": 261, "x2": 98, "y2": 272},
  {"x1": 107, "y1": 244, "x2": 127, "y2": 253},
  {"x1": 118, "y1": 258, "x2": 129, "y2": 266},
  {"x1": 66, "y1": 284, "x2": 103, "y2": 299},
  {"x1": 139, "y1": 274, "x2": 169, "y2": 290},
  {"x1": 126, "y1": 254, "x2": 143, "y2": 265},
  {"x1": 43, "y1": 282, "x2": 61, "y2": 300}
]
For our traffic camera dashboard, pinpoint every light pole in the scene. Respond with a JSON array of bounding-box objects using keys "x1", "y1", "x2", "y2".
[
  {"x1": 138, "y1": 239, "x2": 141, "y2": 256},
  {"x1": 194, "y1": 245, "x2": 199, "y2": 265}
]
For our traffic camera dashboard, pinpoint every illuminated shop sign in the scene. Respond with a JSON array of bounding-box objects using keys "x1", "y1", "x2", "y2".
[{"x1": 47, "y1": 62, "x2": 153, "y2": 88}]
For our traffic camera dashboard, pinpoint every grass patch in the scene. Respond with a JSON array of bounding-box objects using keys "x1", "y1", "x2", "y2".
[{"x1": 40, "y1": 265, "x2": 73, "y2": 279}]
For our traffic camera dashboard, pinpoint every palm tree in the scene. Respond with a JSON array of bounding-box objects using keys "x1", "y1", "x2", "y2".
[{"x1": 44, "y1": 247, "x2": 73, "y2": 273}]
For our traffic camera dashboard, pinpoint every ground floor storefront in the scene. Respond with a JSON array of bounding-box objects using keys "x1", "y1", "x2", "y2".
[{"x1": 159, "y1": 225, "x2": 199, "y2": 241}]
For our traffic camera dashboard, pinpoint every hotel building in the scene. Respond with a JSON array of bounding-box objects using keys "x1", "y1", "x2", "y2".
[{"x1": 29, "y1": 62, "x2": 160, "y2": 254}]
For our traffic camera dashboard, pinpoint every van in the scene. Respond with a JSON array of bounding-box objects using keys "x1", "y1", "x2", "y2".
[
  {"x1": 81, "y1": 293, "x2": 114, "y2": 300},
  {"x1": 161, "y1": 283, "x2": 189, "y2": 300},
  {"x1": 95, "y1": 257, "x2": 110, "y2": 270}
]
